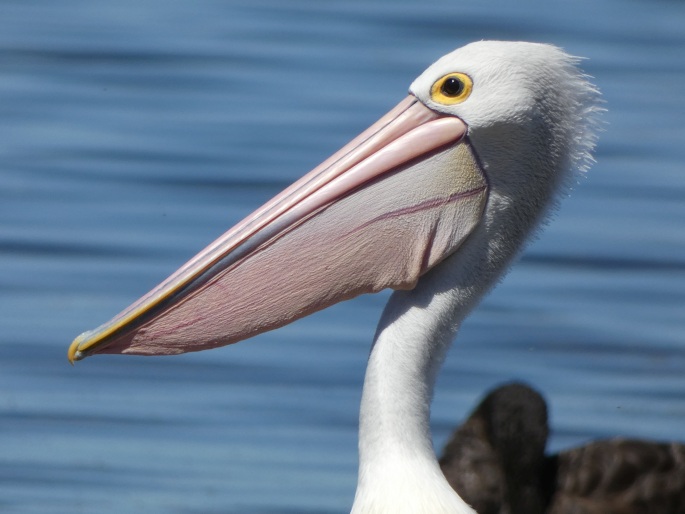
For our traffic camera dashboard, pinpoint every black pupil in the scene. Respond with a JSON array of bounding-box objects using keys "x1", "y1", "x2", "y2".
[{"x1": 441, "y1": 76, "x2": 464, "y2": 97}]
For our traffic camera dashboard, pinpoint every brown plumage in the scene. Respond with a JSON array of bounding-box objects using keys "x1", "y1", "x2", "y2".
[{"x1": 439, "y1": 383, "x2": 685, "y2": 514}]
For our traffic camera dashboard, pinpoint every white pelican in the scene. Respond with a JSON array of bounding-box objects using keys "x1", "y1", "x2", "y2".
[
  {"x1": 440, "y1": 383, "x2": 685, "y2": 514},
  {"x1": 69, "y1": 41, "x2": 601, "y2": 513}
]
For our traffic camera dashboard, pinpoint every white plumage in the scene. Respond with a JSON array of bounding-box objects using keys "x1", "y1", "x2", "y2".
[{"x1": 354, "y1": 42, "x2": 600, "y2": 513}]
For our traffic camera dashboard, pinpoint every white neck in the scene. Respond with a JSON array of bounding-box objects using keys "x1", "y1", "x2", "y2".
[
  {"x1": 351, "y1": 258, "x2": 483, "y2": 514},
  {"x1": 350, "y1": 177, "x2": 545, "y2": 514}
]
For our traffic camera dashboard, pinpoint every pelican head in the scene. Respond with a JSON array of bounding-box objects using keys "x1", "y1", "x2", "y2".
[
  {"x1": 413, "y1": 41, "x2": 599, "y2": 236},
  {"x1": 68, "y1": 41, "x2": 601, "y2": 514}
]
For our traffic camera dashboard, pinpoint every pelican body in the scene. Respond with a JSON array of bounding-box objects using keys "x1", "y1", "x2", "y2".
[{"x1": 69, "y1": 42, "x2": 601, "y2": 513}]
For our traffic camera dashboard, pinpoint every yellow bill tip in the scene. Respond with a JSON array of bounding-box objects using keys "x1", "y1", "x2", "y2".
[{"x1": 68, "y1": 334, "x2": 88, "y2": 364}]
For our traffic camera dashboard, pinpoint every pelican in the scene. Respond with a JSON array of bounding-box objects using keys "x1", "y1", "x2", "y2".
[
  {"x1": 440, "y1": 383, "x2": 685, "y2": 514},
  {"x1": 68, "y1": 41, "x2": 601, "y2": 513}
]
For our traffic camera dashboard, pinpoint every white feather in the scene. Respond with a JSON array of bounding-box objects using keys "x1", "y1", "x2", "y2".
[{"x1": 351, "y1": 41, "x2": 601, "y2": 514}]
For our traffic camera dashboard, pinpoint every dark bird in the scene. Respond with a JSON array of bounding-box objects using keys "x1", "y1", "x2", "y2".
[{"x1": 440, "y1": 383, "x2": 685, "y2": 514}]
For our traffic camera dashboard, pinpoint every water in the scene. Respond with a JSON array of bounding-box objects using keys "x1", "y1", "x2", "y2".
[{"x1": 1, "y1": 1, "x2": 684, "y2": 512}]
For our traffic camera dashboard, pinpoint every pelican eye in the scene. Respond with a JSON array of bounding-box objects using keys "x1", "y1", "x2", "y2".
[
  {"x1": 430, "y1": 73, "x2": 473, "y2": 105},
  {"x1": 442, "y1": 77, "x2": 464, "y2": 96}
]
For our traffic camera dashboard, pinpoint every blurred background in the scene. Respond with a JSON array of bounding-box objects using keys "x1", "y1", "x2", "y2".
[{"x1": 1, "y1": 0, "x2": 684, "y2": 513}]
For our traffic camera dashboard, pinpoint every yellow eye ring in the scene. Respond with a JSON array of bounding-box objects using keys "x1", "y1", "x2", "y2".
[{"x1": 430, "y1": 73, "x2": 473, "y2": 105}]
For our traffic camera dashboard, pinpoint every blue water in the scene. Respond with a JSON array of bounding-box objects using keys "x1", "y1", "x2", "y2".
[{"x1": 1, "y1": 1, "x2": 684, "y2": 513}]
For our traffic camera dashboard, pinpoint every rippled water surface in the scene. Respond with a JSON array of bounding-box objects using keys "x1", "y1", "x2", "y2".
[{"x1": 2, "y1": 1, "x2": 684, "y2": 513}]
